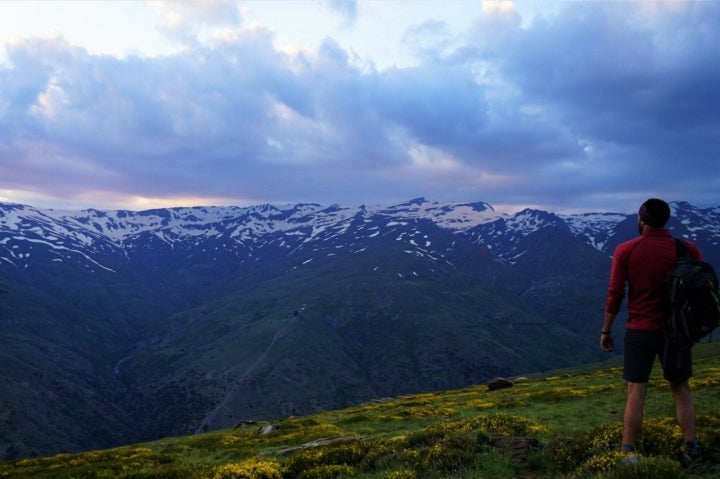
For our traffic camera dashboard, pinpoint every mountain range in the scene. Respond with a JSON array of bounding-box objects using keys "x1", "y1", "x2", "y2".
[{"x1": 1, "y1": 198, "x2": 719, "y2": 460}]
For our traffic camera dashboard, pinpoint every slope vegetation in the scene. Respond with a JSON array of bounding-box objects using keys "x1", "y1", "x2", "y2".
[{"x1": 3, "y1": 342, "x2": 720, "y2": 478}]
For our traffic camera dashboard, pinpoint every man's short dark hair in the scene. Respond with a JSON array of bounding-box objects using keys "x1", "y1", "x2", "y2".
[{"x1": 639, "y1": 198, "x2": 670, "y2": 228}]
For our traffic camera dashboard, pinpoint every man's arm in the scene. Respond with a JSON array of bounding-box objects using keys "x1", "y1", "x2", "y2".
[
  {"x1": 601, "y1": 311, "x2": 617, "y2": 352},
  {"x1": 602, "y1": 243, "x2": 627, "y2": 353}
]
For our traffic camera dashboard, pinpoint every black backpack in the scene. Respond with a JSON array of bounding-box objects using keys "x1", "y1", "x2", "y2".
[{"x1": 663, "y1": 239, "x2": 720, "y2": 350}]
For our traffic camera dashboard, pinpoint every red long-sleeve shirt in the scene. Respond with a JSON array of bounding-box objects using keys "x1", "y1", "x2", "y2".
[{"x1": 605, "y1": 229, "x2": 702, "y2": 331}]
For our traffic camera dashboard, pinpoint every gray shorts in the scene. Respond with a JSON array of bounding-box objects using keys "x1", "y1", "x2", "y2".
[{"x1": 623, "y1": 329, "x2": 692, "y2": 383}]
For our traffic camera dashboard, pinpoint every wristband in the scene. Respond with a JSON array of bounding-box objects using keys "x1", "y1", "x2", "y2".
[{"x1": 601, "y1": 331, "x2": 612, "y2": 335}]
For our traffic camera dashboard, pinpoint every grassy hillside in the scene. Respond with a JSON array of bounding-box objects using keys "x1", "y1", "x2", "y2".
[{"x1": 3, "y1": 342, "x2": 720, "y2": 478}]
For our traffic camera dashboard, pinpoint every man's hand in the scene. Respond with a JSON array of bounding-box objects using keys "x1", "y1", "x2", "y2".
[
  {"x1": 600, "y1": 332, "x2": 614, "y2": 352},
  {"x1": 601, "y1": 312, "x2": 617, "y2": 352}
]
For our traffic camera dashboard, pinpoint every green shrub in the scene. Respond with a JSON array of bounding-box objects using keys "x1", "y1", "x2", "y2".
[
  {"x1": 402, "y1": 426, "x2": 450, "y2": 449},
  {"x1": 608, "y1": 456, "x2": 685, "y2": 479},
  {"x1": 389, "y1": 416, "x2": 538, "y2": 476},
  {"x1": 317, "y1": 441, "x2": 370, "y2": 465},
  {"x1": 297, "y1": 464, "x2": 356, "y2": 479},
  {"x1": 575, "y1": 418, "x2": 685, "y2": 460},
  {"x1": 211, "y1": 457, "x2": 284, "y2": 479},
  {"x1": 356, "y1": 439, "x2": 406, "y2": 471},
  {"x1": 547, "y1": 435, "x2": 593, "y2": 473},
  {"x1": 414, "y1": 443, "x2": 472, "y2": 474},
  {"x1": 441, "y1": 431, "x2": 482, "y2": 453},
  {"x1": 586, "y1": 423, "x2": 622, "y2": 452},
  {"x1": 283, "y1": 449, "x2": 326, "y2": 477},
  {"x1": 634, "y1": 420, "x2": 684, "y2": 459},
  {"x1": 382, "y1": 470, "x2": 415, "y2": 479},
  {"x1": 571, "y1": 451, "x2": 626, "y2": 478},
  {"x1": 283, "y1": 440, "x2": 370, "y2": 477},
  {"x1": 571, "y1": 452, "x2": 685, "y2": 479},
  {"x1": 696, "y1": 410, "x2": 720, "y2": 455},
  {"x1": 123, "y1": 463, "x2": 206, "y2": 479},
  {"x1": 549, "y1": 417, "x2": 701, "y2": 477},
  {"x1": 463, "y1": 413, "x2": 545, "y2": 437},
  {"x1": 403, "y1": 417, "x2": 519, "y2": 450}
]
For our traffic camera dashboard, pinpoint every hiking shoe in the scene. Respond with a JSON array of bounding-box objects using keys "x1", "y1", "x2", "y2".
[
  {"x1": 681, "y1": 448, "x2": 709, "y2": 474},
  {"x1": 684, "y1": 446, "x2": 702, "y2": 466},
  {"x1": 619, "y1": 454, "x2": 639, "y2": 467}
]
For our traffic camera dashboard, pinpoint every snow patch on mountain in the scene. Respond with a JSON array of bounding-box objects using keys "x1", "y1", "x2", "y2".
[
  {"x1": 370, "y1": 198, "x2": 501, "y2": 230},
  {"x1": 2, "y1": 199, "x2": 717, "y2": 274},
  {"x1": 560, "y1": 212, "x2": 628, "y2": 250}
]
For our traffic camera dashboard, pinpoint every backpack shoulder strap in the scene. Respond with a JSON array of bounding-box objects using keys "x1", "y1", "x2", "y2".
[{"x1": 675, "y1": 238, "x2": 690, "y2": 259}]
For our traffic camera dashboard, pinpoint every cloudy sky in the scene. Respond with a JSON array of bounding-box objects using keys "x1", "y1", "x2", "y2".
[{"x1": 0, "y1": 0, "x2": 718, "y2": 214}]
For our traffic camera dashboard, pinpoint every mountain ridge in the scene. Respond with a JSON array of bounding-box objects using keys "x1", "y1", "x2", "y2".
[{"x1": 4, "y1": 198, "x2": 715, "y2": 258}]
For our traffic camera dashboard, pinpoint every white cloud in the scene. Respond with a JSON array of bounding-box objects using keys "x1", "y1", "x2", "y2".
[{"x1": 0, "y1": 1, "x2": 176, "y2": 59}]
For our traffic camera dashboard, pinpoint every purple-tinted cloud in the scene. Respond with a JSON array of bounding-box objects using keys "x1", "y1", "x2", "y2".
[{"x1": 0, "y1": 1, "x2": 719, "y2": 213}]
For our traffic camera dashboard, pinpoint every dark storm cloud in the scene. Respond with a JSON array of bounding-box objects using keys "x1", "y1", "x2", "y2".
[{"x1": 477, "y1": 2, "x2": 720, "y2": 198}]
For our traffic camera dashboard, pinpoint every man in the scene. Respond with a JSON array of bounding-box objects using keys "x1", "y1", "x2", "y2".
[{"x1": 601, "y1": 198, "x2": 701, "y2": 460}]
